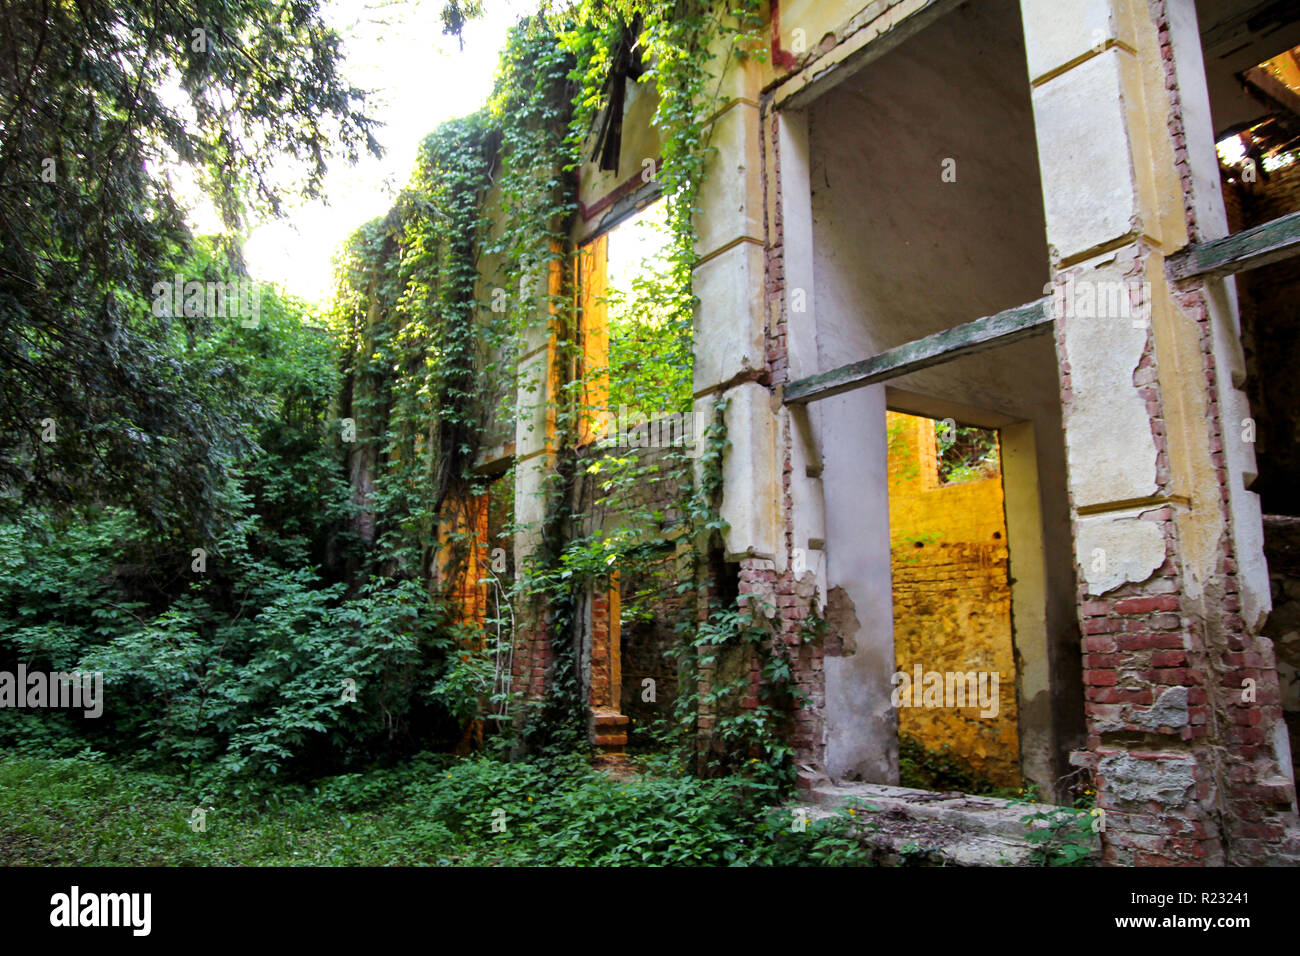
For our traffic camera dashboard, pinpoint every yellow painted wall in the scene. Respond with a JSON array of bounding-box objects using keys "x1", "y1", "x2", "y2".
[
  {"x1": 576, "y1": 233, "x2": 610, "y2": 446},
  {"x1": 887, "y1": 411, "x2": 1021, "y2": 787}
]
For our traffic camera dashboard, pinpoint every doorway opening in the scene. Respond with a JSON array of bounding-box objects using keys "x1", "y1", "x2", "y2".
[
  {"x1": 887, "y1": 411, "x2": 1021, "y2": 794},
  {"x1": 784, "y1": 0, "x2": 1085, "y2": 799},
  {"x1": 573, "y1": 198, "x2": 694, "y2": 754}
]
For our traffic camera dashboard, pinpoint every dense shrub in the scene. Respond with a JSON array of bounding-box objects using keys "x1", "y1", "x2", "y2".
[
  {"x1": 0, "y1": 752, "x2": 876, "y2": 866},
  {"x1": 0, "y1": 264, "x2": 477, "y2": 789}
]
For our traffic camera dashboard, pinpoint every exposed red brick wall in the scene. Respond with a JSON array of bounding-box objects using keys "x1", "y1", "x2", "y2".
[
  {"x1": 619, "y1": 554, "x2": 686, "y2": 745},
  {"x1": 1055, "y1": 0, "x2": 1300, "y2": 865},
  {"x1": 589, "y1": 589, "x2": 613, "y2": 708},
  {"x1": 754, "y1": 99, "x2": 827, "y2": 771},
  {"x1": 511, "y1": 616, "x2": 553, "y2": 704}
]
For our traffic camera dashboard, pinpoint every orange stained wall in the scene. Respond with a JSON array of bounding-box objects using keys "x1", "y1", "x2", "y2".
[
  {"x1": 886, "y1": 411, "x2": 1021, "y2": 788},
  {"x1": 437, "y1": 489, "x2": 491, "y2": 635},
  {"x1": 575, "y1": 232, "x2": 610, "y2": 447}
]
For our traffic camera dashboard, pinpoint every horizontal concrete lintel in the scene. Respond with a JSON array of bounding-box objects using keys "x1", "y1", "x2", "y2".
[
  {"x1": 1076, "y1": 494, "x2": 1191, "y2": 517},
  {"x1": 577, "y1": 178, "x2": 663, "y2": 245},
  {"x1": 771, "y1": 0, "x2": 962, "y2": 111},
  {"x1": 473, "y1": 442, "x2": 515, "y2": 474},
  {"x1": 784, "y1": 297, "x2": 1052, "y2": 405}
]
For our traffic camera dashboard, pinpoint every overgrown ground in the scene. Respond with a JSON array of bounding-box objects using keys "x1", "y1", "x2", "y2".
[{"x1": 0, "y1": 753, "x2": 874, "y2": 866}]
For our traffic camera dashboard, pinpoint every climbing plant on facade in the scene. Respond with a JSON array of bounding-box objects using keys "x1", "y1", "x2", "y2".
[{"x1": 329, "y1": 1, "x2": 775, "y2": 769}]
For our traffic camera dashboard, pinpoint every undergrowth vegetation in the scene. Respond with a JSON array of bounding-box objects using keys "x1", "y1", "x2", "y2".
[
  {"x1": 0, "y1": 754, "x2": 873, "y2": 866},
  {"x1": 896, "y1": 734, "x2": 1011, "y2": 798},
  {"x1": 0, "y1": 1, "x2": 881, "y2": 867}
]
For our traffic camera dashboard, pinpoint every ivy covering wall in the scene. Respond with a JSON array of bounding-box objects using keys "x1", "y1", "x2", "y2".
[{"x1": 327, "y1": 2, "x2": 797, "y2": 778}]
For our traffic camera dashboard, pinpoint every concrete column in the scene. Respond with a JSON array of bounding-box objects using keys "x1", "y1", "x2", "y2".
[
  {"x1": 1020, "y1": 0, "x2": 1298, "y2": 864},
  {"x1": 693, "y1": 52, "x2": 782, "y2": 566}
]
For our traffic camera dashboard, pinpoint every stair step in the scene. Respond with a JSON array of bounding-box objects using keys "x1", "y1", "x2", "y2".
[{"x1": 800, "y1": 781, "x2": 1100, "y2": 866}]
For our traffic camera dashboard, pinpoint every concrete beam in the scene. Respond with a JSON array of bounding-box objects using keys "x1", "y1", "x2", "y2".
[
  {"x1": 1167, "y1": 210, "x2": 1300, "y2": 280},
  {"x1": 783, "y1": 297, "x2": 1052, "y2": 405}
]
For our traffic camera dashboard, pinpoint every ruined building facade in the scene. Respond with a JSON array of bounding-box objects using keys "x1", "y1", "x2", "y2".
[{"x1": 461, "y1": 0, "x2": 1300, "y2": 866}]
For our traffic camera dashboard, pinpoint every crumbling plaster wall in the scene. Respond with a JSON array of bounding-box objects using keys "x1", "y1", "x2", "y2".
[
  {"x1": 796, "y1": 0, "x2": 1078, "y2": 790},
  {"x1": 1019, "y1": 0, "x2": 1298, "y2": 864}
]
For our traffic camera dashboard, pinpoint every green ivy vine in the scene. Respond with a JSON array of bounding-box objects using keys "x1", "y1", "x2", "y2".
[{"x1": 330, "y1": 1, "x2": 775, "y2": 773}]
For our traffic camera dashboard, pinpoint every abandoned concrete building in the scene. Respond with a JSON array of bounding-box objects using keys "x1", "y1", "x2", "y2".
[{"x1": 365, "y1": 0, "x2": 1300, "y2": 866}]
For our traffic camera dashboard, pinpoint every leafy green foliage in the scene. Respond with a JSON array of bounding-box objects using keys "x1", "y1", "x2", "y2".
[
  {"x1": 1, "y1": 0, "x2": 786, "y2": 804},
  {"x1": 1016, "y1": 788, "x2": 1099, "y2": 867},
  {"x1": 0, "y1": 0, "x2": 378, "y2": 530},
  {"x1": 0, "y1": 752, "x2": 874, "y2": 866},
  {"x1": 0, "y1": 269, "x2": 477, "y2": 789},
  {"x1": 936, "y1": 421, "x2": 1000, "y2": 485},
  {"x1": 604, "y1": 205, "x2": 693, "y2": 415},
  {"x1": 326, "y1": 3, "x2": 776, "y2": 765}
]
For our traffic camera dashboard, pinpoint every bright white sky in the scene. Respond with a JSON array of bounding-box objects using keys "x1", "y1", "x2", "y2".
[
  {"x1": 606, "y1": 199, "x2": 670, "y2": 293},
  {"x1": 187, "y1": 0, "x2": 539, "y2": 303}
]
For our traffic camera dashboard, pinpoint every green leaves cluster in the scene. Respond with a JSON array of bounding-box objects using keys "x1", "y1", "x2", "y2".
[
  {"x1": 0, "y1": 263, "x2": 477, "y2": 789},
  {"x1": 0, "y1": 0, "x2": 379, "y2": 530},
  {"x1": 897, "y1": 733, "x2": 1006, "y2": 796},
  {"x1": 0, "y1": 751, "x2": 875, "y2": 866},
  {"x1": 1016, "y1": 787, "x2": 1099, "y2": 866}
]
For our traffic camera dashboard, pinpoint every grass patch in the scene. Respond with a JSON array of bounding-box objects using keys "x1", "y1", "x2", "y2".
[{"x1": 0, "y1": 753, "x2": 875, "y2": 866}]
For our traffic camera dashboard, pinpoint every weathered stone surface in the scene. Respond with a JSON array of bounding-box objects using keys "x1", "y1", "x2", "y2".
[
  {"x1": 512, "y1": 349, "x2": 552, "y2": 460},
  {"x1": 1029, "y1": 50, "x2": 1136, "y2": 261},
  {"x1": 785, "y1": 405, "x2": 825, "y2": 583},
  {"x1": 803, "y1": 780, "x2": 1098, "y2": 866},
  {"x1": 692, "y1": 241, "x2": 766, "y2": 392},
  {"x1": 695, "y1": 102, "x2": 763, "y2": 260},
  {"x1": 1060, "y1": 260, "x2": 1158, "y2": 508},
  {"x1": 824, "y1": 586, "x2": 859, "y2": 657},
  {"x1": 1129, "y1": 685, "x2": 1190, "y2": 732},
  {"x1": 1097, "y1": 751, "x2": 1195, "y2": 808},
  {"x1": 512, "y1": 455, "x2": 550, "y2": 564},
  {"x1": 718, "y1": 382, "x2": 780, "y2": 561},
  {"x1": 1075, "y1": 509, "x2": 1166, "y2": 595},
  {"x1": 1019, "y1": 0, "x2": 1120, "y2": 82}
]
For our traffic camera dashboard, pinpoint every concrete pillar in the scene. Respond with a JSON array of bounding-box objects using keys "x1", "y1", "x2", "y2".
[
  {"x1": 510, "y1": 254, "x2": 563, "y2": 707},
  {"x1": 693, "y1": 49, "x2": 781, "y2": 566},
  {"x1": 1020, "y1": 0, "x2": 1298, "y2": 864}
]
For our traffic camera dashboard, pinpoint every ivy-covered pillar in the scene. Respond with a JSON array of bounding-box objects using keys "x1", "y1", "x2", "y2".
[
  {"x1": 511, "y1": 254, "x2": 564, "y2": 709},
  {"x1": 690, "y1": 16, "x2": 828, "y2": 771}
]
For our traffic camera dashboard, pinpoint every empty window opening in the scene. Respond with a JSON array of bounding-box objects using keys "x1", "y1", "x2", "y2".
[
  {"x1": 575, "y1": 200, "x2": 692, "y2": 754},
  {"x1": 936, "y1": 419, "x2": 1001, "y2": 486},
  {"x1": 575, "y1": 199, "x2": 688, "y2": 448}
]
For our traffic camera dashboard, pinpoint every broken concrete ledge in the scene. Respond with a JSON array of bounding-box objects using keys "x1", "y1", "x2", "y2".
[{"x1": 800, "y1": 780, "x2": 1100, "y2": 866}]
